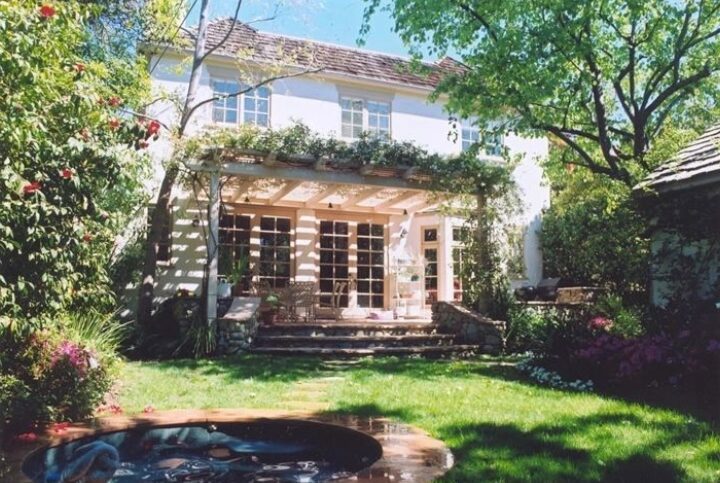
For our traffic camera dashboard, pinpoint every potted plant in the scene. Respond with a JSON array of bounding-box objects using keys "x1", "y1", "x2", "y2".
[
  {"x1": 217, "y1": 256, "x2": 249, "y2": 299},
  {"x1": 262, "y1": 292, "x2": 283, "y2": 325},
  {"x1": 228, "y1": 255, "x2": 250, "y2": 296}
]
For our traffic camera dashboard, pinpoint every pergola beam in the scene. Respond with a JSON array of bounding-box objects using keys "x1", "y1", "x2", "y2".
[
  {"x1": 189, "y1": 160, "x2": 430, "y2": 191},
  {"x1": 374, "y1": 190, "x2": 423, "y2": 211},
  {"x1": 340, "y1": 187, "x2": 385, "y2": 210},
  {"x1": 267, "y1": 180, "x2": 302, "y2": 205},
  {"x1": 228, "y1": 179, "x2": 253, "y2": 202},
  {"x1": 304, "y1": 185, "x2": 338, "y2": 207}
]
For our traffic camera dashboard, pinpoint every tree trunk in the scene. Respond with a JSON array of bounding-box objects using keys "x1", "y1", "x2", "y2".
[
  {"x1": 136, "y1": 0, "x2": 212, "y2": 325},
  {"x1": 137, "y1": 165, "x2": 178, "y2": 325}
]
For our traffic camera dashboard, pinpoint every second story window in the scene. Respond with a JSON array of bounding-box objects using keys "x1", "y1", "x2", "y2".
[
  {"x1": 367, "y1": 101, "x2": 390, "y2": 139},
  {"x1": 341, "y1": 98, "x2": 364, "y2": 139},
  {"x1": 340, "y1": 96, "x2": 391, "y2": 140},
  {"x1": 461, "y1": 122, "x2": 504, "y2": 157},
  {"x1": 461, "y1": 127, "x2": 480, "y2": 152},
  {"x1": 212, "y1": 79, "x2": 270, "y2": 127}
]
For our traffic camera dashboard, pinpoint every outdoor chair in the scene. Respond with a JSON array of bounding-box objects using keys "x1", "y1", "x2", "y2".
[{"x1": 330, "y1": 281, "x2": 348, "y2": 322}]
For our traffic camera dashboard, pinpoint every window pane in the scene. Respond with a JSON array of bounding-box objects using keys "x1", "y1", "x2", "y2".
[
  {"x1": 260, "y1": 217, "x2": 275, "y2": 231},
  {"x1": 276, "y1": 218, "x2": 291, "y2": 232}
]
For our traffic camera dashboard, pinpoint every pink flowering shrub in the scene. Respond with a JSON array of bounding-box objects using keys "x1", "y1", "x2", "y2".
[
  {"x1": 0, "y1": 324, "x2": 112, "y2": 434},
  {"x1": 572, "y1": 328, "x2": 720, "y2": 389}
]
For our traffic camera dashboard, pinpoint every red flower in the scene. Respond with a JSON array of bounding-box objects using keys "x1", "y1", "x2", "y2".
[
  {"x1": 143, "y1": 404, "x2": 155, "y2": 414},
  {"x1": 51, "y1": 422, "x2": 70, "y2": 434},
  {"x1": 109, "y1": 403, "x2": 123, "y2": 414},
  {"x1": 137, "y1": 139, "x2": 149, "y2": 150},
  {"x1": 73, "y1": 63, "x2": 85, "y2": 73},
  {"x1": 15, "y1": 432, "x2": 38, "y2": 443},
  {"x1": 108, "y1": 117, "x2": 121, "y2": 130},
  {"x1": 23, "y1": 181, "x2": 42, "y2": 195},
  {"x1": 82, "y1": 233, "x2": 93, "y2": 243},
  {"x1": 147, "y1": 120, "x2": 161, "y2": 136},
  {"x1": 39, "y1": 4, "x2": 56, "y2": 18},
  {"x1": 108, "y1": 96, "x2": 122, "y2": 107},
  {"x1": 60, "y1": 168, "x2": 73, "y2": 180}
]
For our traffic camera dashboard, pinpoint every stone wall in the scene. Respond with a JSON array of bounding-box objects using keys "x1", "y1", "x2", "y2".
[
  {"x1": 216, "y1": 297, "x2": 261, "y2": 354},
  {"x1": 432, "y1": 302, "x2": 505, "y2": 354}
]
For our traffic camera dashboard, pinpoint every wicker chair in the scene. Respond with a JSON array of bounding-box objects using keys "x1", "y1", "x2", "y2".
[{"x1": 276, "y1": 282, "x2": 317, "y2": 323}]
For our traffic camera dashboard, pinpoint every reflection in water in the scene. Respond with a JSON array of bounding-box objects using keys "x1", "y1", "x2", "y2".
[
  {"x1": 28, "y1": 423, "x2": 380, "y2": 483},
  {"x1": 108, "y1": 438, "x2": 354, "y2": 482}
]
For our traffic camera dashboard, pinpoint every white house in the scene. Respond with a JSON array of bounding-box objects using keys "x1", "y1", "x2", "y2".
[{"x1": 142, "y1": 19, "x2": 549, "y2": 319}]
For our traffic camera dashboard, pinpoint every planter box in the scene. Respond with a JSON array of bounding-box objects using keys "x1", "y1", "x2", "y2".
[{"x1": 556, "y1": 286, "x2": 605, "y2": 304}]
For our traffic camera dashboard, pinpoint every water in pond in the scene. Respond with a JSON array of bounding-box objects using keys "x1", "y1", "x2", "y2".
[{"x1": 23, "y1": 420, "x2": 383, "y2": 482}]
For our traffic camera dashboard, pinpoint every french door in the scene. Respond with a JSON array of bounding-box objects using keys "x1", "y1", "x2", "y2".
[
  {"x1": 357, "y1": 223, "x2": 385, "y2": 308},
  {"x1": 319, "y1": 221, "x2": 349, "y2": 307},
  {"x1": 319, "y1": 219, "x2": 386, "y2": 310}
]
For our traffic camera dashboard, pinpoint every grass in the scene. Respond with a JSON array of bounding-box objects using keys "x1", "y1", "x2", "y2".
[{"x1": 118, "y1": 355, "x2": 720, "y2": 482}]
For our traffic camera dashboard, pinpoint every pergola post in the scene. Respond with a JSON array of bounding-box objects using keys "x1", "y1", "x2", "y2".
[
  {"x1": 207, "y1": 172, "x2": 220, "y2": 324},
  {"x1": 476, "y1": 193, "x2": 491, "y2": 313}
]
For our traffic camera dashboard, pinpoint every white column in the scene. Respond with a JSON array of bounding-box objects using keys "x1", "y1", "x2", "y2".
[
  {"x1": 294, "y1": 209, "x2": 316, "y2": 282},
  {"x1": 206, "y1": 172, "x2": 220, "y2": 324},
  {"x1": 438, "y1": 215, "x2": 454, "y2": 302}
]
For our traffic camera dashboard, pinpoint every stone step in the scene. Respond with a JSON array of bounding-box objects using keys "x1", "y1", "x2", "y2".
[
  {"x1": 250, "y1": 345, "x2": 479, "y2": 358},
  {"x1": 254, "y1": 334, "x2": 456, "y2": 348},
  {"x1": 257, "y1": 322, "x2": 438, "y2": 337}
]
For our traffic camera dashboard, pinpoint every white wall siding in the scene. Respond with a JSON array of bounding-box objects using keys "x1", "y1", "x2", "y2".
[{"x1": 139, "y1": 52, "x2": 551, "y2": 308}]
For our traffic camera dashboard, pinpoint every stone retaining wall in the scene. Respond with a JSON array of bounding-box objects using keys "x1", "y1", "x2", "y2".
[
  {"x1": 216, "y1": 297, "x2": 261, "y2": 354},
  {"x1": 432, "y1": 302, "x2": 505, "y2": 354}
]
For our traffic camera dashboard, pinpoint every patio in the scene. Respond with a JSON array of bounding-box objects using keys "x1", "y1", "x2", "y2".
[{"x1": 181, "y1": 147, "x2": 477, "y2": 325}]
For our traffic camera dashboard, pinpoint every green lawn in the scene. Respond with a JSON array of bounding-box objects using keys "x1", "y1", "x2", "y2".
[{"x1": 118, "y1": 356, "x2": 720, "y2": 482}]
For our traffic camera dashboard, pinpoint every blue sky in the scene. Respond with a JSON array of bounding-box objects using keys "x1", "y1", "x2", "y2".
[{"x1": 188, "y1": 0, "x2": 415, "y2": 58}]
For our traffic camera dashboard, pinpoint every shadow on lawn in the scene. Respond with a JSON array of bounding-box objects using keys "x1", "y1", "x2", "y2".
[
  {"x1": 145, "y1": 354, "x2": 328, "y2": 383},
  {"x1": 438, "y1": 420, "x2": 686, "y2": 482},
  {"x1": 148, "y1": 355, "x2": 719, "y2": 426},
  {"x1": 328, "y1": 403, "x2": 694, "y2": 482}
]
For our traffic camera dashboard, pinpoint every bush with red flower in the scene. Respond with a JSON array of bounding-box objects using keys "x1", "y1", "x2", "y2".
[{"x1": 0, "y1": 1, "x2": 154, "y2": 318}]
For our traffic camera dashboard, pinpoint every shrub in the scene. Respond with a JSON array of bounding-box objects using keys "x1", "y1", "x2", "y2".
[
  {"x1": 541, "y1": 195, "x2": 649, "y2": 304},
  {"x1": 505, "y1": 305, "x2": 594, "y2": 358},
  {"x1": 593, "y1": 294, "x2": 645, "y2": 337},
  {"x1": 571, "y1": 328, "x2": 720, "y2": 391},
  {"x1": 0, "y1": 1, "x2": 151, "y2": 318},
  {"x1": 0, "y1": 321, "x2": 115, "y2": 434}
]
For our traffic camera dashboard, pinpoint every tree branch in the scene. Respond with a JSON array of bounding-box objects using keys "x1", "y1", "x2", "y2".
[
  {"x1": 645, "y1": 66, "x2": 713, "y2": 115},
  {"x1": 200, "y1": 0, "x2": 244, "y2": 63},
  {"x1": 454, "y1": 0, "x2": 498, "y2": 41}
]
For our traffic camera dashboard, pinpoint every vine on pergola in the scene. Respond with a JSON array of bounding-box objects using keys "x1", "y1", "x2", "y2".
[{"x1": 176, "y1": 123, "x2": 521, "y2": 318}]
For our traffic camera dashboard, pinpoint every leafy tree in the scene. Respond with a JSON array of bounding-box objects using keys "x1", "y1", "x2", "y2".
[
  {"x1": 540, "y1": 124, "x2": 700, "y2": 303},
  {"x1": 0, "y1": 1, "x2": 153, "y2": 318},
  {"x1": 363, "y1": 0, "x2": 720, "y2": 186}
]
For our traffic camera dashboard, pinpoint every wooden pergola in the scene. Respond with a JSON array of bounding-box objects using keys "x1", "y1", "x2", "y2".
[{"x1": 188, "y1": 147, "x2": 477, "y2": 323}]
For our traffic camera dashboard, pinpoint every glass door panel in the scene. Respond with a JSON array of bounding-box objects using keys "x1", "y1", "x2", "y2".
[
  {"x1": 319, "y1": 220, "x2": 349, "y2": 307},
  {"x1": 357, "y1": 223, "x2": 384, "y2": 308}
]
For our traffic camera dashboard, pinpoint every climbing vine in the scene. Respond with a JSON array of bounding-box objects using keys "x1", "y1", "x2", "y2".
[{"x1": 177, "y1": 122, "x2": 519, "y2": 317}]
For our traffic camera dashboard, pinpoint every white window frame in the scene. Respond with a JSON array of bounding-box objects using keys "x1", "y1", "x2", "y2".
[
  {"x1": 211, "y1": 78, "x2": 271, "y2": 127},
  {"x1": 460, "y1": 120, "x2": 504, "y2": 158},
  {"x1": 339, "y1": 91, "x2": 392, "y2": 141}
]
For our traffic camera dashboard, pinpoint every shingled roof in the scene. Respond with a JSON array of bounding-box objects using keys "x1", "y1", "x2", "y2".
[
  {"x1": 636, "y1": 124, "x2": 720, "y2": 193},
  {"x1": 180, "y1": 18, "x2": 466, "y2": 90}
]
